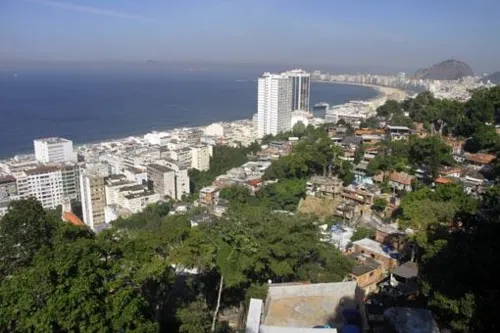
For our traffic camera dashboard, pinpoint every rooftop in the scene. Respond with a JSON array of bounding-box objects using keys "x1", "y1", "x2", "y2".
[
  {"x1": 262, "y1": 281, "x2": 359, "y2": 329},
  {"x1": 200, "y1": 186, "x2": 219, "y2": 193},
  {"x1": 0, "y1": 175, "x2": 16, "y2": 184},
  {"x1": 62, "y1": 212, "x2": 85, "y2": 227},
  {"x1": 465, "y1": 152, "x2": 496, "y2": 165},
  {"x1": 147, "y1": 163, "x2": 172, "y2": 173},
  {"x1": 308, "y1": 175, "x2": 342, "y2": 185},
  {"x1": 347, "y1": 253, "x2": 382, "y2": 276},
  {"x1": 124, "y1": 190, "x2": 156, "y2": 199},
  {"x1": 434, "y1": 176, "x2": 454, "y2": 184},
  {"x1": 392, "y1": 261, "x2": 418, "y2": 279},
  {"x1": 386, "y1": 125, "x2": 410, "y2": 131},
  {"x1": 25, "y1": 165, "x2": 61, "y2": 175},
  {"x1": 352, "y1": 238, "x2": 391, "y2": 259},
  {"x1": 34, "y1": 137, "x2": 71, "y2": 144},
  {"x1": 390, "y1": 171, "x2": 414, "y2": 186},
  {"x1": 120, "y1": 184, "x2": 146, "y2": 193}
]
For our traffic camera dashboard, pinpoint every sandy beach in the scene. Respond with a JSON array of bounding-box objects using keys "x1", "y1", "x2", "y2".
[{"x1": 315, "y1": 80, "x2": 408, "y2": 102}]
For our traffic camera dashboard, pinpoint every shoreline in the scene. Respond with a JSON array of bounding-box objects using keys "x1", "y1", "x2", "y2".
[
  {"x1": 313, "y1": 80, "x2": 407, "y2": 102},
  {"x1": 1, "y1": 81, "x2": 388, "y2": 161}
]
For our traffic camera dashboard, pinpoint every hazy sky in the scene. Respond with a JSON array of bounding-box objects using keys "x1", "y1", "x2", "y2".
[{"x1": 1, "y1": 0, "x2": 499, "y2": 73}]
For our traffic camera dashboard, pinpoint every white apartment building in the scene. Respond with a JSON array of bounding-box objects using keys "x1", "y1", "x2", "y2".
[
  {"x1": 205, "y1": 123, "x2": 225, "y2": 137},
  {"x1": 144, "y1": 131, "x2": 171, "y2": 146},
  {"x1": 170, "y1": 148, "x2": 192, "y2": 168},
  {"x1": 15, "y1": 164, "x2": 80, "y2": 210},
  {"x1": 124, "y1": 167, "x2": 148, "y2": 185},
  {"x1": 257, "y1": 72, "x2": 293, "y2": 138},
  {"x1": 283, "y1": 69, "x2": 311, "y2": 111},
  {"x1": 80, "y1": 164, "x2": 109, "y2": 230},
  {"x1": 147, "y1": 164, "x2": 176, "y2": 199},
  {"x1": 161, "y1": 160, "x2": 190, "y2": 200},
  {"x1": 122, "y1": 190, "x2": 161, "y2": 214},
  {"x1": 104, "y1": 174, "x2": 135, "y2": 206},
  {"x1": 34, "y1": 137, "x2": 76, "y2": 164},
  {"x1": 191, "y1": 145, "x2": 211, "y2": 171}
]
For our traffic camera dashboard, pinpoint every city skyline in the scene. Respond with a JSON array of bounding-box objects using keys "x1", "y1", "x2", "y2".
[{"x1": 1, "y1": 0, "x2": 499, "y2": 72}]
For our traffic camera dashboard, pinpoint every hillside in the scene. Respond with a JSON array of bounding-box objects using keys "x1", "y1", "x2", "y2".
[
  {"x1": 483, "y1": 71, "x2": 500, "y2": 83},
  {"x1": 413, "y1": 59, "x2": 474, "y2": 80}
]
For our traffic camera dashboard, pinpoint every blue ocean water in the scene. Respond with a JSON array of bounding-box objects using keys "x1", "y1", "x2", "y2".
[{"x1": 0, "y1": 68, "x2": 377, "y2": 158}]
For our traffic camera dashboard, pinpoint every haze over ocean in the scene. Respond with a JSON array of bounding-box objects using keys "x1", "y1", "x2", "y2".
[{"x1": 0, "y1": 68, "x2": 377, "y2": 158}]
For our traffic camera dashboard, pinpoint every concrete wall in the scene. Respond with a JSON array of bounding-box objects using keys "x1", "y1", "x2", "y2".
[{"x1": 266, "y1": 281, "x2": 357, "y2": 301}]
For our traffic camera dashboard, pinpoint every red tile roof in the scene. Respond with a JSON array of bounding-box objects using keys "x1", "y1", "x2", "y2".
[
  {"x1": 390, "y1": 171, "x2": 414, "y2": 186},
  {"x1": 465, "y1": 153, "x2": 496, "y2": 165},
  {"x1": 246, "y1": 179, "x2": 262, "y2": 187},
  {"x1": 62, "y1": 212, "x2": 85, "y2": 227},
  {"x1": 435, "y1": 177, "x2": 454, "y2": 184},
  {"x1": 439, "y1": 167, "x2": 462, "y2": 175}
]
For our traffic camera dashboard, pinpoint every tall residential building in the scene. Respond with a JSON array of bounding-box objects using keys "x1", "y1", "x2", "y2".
[
  {"x1": 34, "y1": 137, "x2": 76, "y2": 164},
  {"x1": 162, "y1": 160, "x2": 190, "y2": 200},
  {"x1": 147, "y1": 164, "x2": 176, "y2": 199},
  {"x1": 283, "y1": 69, "x2": 311, "y2": 111},
  {"x1": 80, "y1": 164, "x2": 109, "y2": 230},
  {"x1": 257, "y1": 72, "x2": 293, "y2": 138},
  {"x1": 15, "y1": 164, "x2": 80, "y2": 210},
  {"x1": 191, "y1": 145, "x2": 211, "y2": 171}
]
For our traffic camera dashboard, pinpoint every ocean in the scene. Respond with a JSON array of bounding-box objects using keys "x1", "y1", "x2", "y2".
[{"x1": 0, "y1": 68, "x2": 377, "y2": 158}]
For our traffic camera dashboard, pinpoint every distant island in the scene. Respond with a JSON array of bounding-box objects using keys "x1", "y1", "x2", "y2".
[{"x1": 413, "y1": 59, "x2": 474, "y2": 80}]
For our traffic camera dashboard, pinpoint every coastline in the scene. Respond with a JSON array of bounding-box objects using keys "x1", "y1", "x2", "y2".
[
  {"x1": 1, "y1": 82, "x2": 389, "y2": 161},
  {"x1": 313, "y1": 80, "x2": 407, "y2": 102}
]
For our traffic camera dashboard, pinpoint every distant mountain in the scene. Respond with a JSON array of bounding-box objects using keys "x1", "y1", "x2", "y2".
[
  {"x1": 483, "y1": 71, "x2": 500, "y2": 83},
  {"x1": 413, "y1": 59, "x2": 474, "y2": 80}
]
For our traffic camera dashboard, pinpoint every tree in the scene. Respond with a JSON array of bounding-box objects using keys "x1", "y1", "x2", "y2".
[
  {"x1": 353, "y1": 145, "x2": 365, "y2": 164},
  {"x1": 418, "y1": 186, "x2": 500, "y2": 332},
  {"x1": 0, "y1": 198, "x2": 56, "y2": 277},
  {"x1": 464, "y1": 125, "x2": 500, "y2": 153},
  {"x1": 359, "y1": 116, "x2": 379, "y2": 129},
  {"x1": 113, "y1": 201, "x2": 172, "y2": 230},
  {"x1": 292, "y1": 121, "x2": 307, "y2": 137},
  {"x1": 219, "y1": 185, "x2": 256, "y2": 208},
  {"x1": 390, "y1": 114, "x2": 414, "y2": 128},
  {"x1": 189, "y1": 144, "x2": 259, "y2": 194},
  {"x1": 371, "y1": 197, "x2": 387, "y2": 213},
  {"x1": 377, "y1": 100, "x2": 403, "y2": 117},
  {"x1": 0, "y1": 225, "x2": 175, "y2": 332},
  {"x1": 351, "y1": 227, "x2": 376, "y2": 242},
  {"x1": 408, "y1": 136, "x2": 454, "y2": 178},
  {"x1": 177, "y1": 300, "x2": 212, "y2": 333},
  {"x1": 259, "y1": 179, "x2": 306, "y2": 211}
]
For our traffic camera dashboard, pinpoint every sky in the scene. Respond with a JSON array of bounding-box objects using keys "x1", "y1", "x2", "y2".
[{"x1": 1, "y1": 0, "x2": 499, "y2": 73}]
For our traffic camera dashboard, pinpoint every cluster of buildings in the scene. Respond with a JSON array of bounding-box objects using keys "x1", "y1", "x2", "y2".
[
  {"x1": 0, "y1": 117, "x2": 258, "y2": 230},
  {"x1": 312, "y1": 71, "x2": 426, "y2": 92},
  {"x1": 427, "y1": 76, "x2": 495, "y2": 101},
  {"x1": 312, "y1": 70, "x2": 495, "y2": 101}
]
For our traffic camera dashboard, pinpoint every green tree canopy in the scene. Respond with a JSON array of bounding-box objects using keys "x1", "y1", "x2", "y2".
[
  {"x1": 408, "y1": 136, "x2": 454, "y2": 178},
  {"x1": 372, "y1": 197, "x2": 388, "y2": 212},
  {"x1": 0, "y1": 198, "x2": 56, "y2": 277},
  {"x1": 376, "y1": 100, "x2": 403, "y2": 117},
  {"x1": 351, "y1": 226, "x2": 376, "y2": 242},
  {"x1": 464, "y1": 124, "x2": 500, "y2": 153}
]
